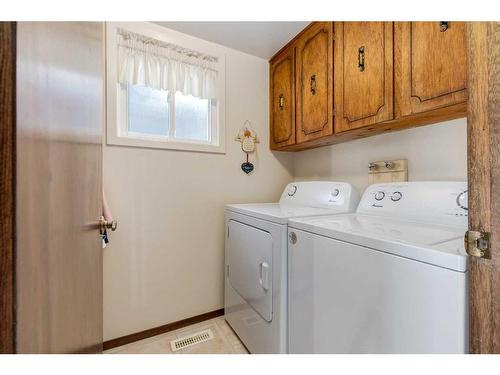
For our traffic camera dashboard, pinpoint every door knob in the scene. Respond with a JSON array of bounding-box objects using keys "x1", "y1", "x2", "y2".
[{"x1": 99, "y1": 216, "x2": 117, "y2": 235}]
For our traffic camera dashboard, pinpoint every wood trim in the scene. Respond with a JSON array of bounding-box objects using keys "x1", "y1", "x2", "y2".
[
  {"x1": 276, "y1": 101, "x2": 466, "y2": 152},
  {"x1": 103, "y1": 309, "x2": 225, "y2": 351},
  {"x1": 393, "y1": 21, "x2": 405, "y2": 119},
  {"x1": 0, "y1": 22, "x2": 16, "y2": 354},
  {"x1": 467, "y1": 21, "x2": 500, "y2": 354}
]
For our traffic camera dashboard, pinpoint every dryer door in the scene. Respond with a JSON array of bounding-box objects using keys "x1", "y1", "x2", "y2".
[{"x1": 228, "y1": 220, "x2": 273, "y2": 322}]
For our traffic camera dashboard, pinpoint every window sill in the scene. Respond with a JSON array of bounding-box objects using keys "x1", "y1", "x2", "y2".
[{"x1": 106, "y1": 134, "x2": 226, "y2": 154}]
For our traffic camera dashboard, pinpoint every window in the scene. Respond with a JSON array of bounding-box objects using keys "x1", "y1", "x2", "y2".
[
  {"x1": 174, "y1": 92, "x2": 212, "y2": 142},
  {"x1": 124, "y1": 85, "x2": 217, "y2": 144},
  {"x1": 106, "y1": 22, "x2": 226, "y2": 153},
  {"x1": 128, "y1": 85, "x2": 170, "y2": 137}
]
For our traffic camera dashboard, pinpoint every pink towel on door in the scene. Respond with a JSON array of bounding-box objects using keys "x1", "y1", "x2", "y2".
[{"x1": 103, "y1": 191, "x2": 112, "y2": 221}]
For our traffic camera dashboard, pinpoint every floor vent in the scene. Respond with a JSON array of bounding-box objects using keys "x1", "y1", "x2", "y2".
[{"x1": 170, "y1": 329, "x2": 214, "y2": 352}]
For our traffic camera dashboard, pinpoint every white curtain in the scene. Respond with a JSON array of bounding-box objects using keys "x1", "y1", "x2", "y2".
[{"x1": 117, "y1": 30, "x2": 219, "y2": 100}]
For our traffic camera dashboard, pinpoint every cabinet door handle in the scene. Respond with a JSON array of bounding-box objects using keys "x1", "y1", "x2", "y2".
[
  {"x1": 358, "y1": 46, "x2": 365, "y2": 72},
  {"x1": 310, "y1": 74, "x2": 317, "y2": 95},
  {"x1": 439, "y1": 21, "x2": 449, "y2": 32},
  {"x1": 278, "y1": 94, "x2": 284, "y2": 110}
]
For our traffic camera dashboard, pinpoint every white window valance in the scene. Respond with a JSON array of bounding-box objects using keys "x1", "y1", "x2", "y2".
[{"x1": 117, "y1": 29, "x2": 219, "y2": 100}]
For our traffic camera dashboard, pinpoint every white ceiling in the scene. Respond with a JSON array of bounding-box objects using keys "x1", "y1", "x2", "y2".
[{"x1": 154, "y1": 22, "x2": 309, "y2": 59}]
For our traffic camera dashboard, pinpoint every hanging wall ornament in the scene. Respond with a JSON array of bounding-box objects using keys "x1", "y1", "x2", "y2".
[{"x1": 235, "y1": 120, "x2": 259, "y2": 174}]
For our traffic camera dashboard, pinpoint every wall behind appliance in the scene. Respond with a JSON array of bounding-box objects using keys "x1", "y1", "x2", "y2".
[
  {"x1": 103, "y1": 36, "x2": 293, "y2": 340},
  {"x1": 293, "y1": 118, "x2": 467, "y2": 194}
]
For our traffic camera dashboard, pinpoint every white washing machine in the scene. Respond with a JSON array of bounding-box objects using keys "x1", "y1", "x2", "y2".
[
  {"x1": 224, "y1": 181, "x2": 359, "y2": 353},
  {"x1": 288, "y1": 181, "x2": 469, "y2": 353}
]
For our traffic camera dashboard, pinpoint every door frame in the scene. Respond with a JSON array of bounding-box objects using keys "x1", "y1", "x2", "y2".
[
  {"x1": 467, "y1": 22, "x2": 500, "y2": 353},
  {"x1": 0, "y1": 21, "x2": 16, "y2": 354}
]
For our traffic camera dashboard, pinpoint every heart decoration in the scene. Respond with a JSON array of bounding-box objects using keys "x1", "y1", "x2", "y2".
[{"x1": 241, "y1": 162, "x2": 254, "y2": 174}]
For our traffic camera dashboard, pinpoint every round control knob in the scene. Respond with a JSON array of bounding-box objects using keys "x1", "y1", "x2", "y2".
[
  {"x1": 391, "y1": 191, "x2": 402, "y2": 202},
  {"x1": 374, "y1": 191, "x2": 385, "y2": 201},
  {"x1": 331, "y1": 188, "x2": 340, "y2": 197},
  {"x1": 287, "y1": 184, "x2": 297, "y2": 197},
  {"x1": 456, "y1": 190, "x2": 468, "y2": 210}
]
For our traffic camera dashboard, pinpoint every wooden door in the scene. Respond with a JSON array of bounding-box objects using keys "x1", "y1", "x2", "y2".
[
  {"x1": 295, "y1": 22, "x2": 333, "y2": 143},
  {"x1": 334, "y1": 22, "x2": 393, "y2": 133},
  {"x1": 395, "y1": 22, "x2": 467, "y2": 117},
  {"x1": 16, "y1": 22, "x2": 103, "y2": 353},
  {"x1": 467, "y1": 22, "x2": 500, "y2": 354},
  {"x1": 270, "y1": 47, "x2": 295, "y2": 149}
]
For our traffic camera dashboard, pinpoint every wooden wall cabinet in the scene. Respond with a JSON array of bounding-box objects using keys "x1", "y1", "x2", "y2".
[
  {"x1": 295, "y1": 22, "x2": 333, "y2": 143},
  {"x1": 269, "y1": 21, "x2": 468, "y2": 152},
  {"x1": 395, "y1": 21, "x2": 468, "y2": 117},
  {"x1": 269, "y1": 47, "x2": 295, "y2": 149},
  {"x1": 334, "y1": 22, "x2": 394, "y2": 133}
]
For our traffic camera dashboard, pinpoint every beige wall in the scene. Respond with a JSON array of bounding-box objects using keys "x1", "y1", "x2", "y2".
[
  {"x1": 292, "y1": 118, "x2": 467, "y2": 194},
  {"x1": 103, "y1": 46, "x2": 293, "y2": 340}
]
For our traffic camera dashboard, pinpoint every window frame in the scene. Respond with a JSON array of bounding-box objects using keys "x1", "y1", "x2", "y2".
[{"x1": 106, "y1": 22, "x2": 226, "y2": 154}]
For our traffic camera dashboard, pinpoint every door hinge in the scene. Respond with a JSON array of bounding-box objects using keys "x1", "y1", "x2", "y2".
[
  {"x1": 465, "y1": 230, "x2": 491, "y2": 259},
  {"x1": 226, "y1": 264, "x2": 230, "y2": 277},
  {"x1": 332, "y1": 33, "x2": 336, "y2": 41},
  {"x1": 227, "y1": 226, "x2": 229, "y2": 238}
]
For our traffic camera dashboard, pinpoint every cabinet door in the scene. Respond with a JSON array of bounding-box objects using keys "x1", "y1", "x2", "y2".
[
  {"x1": 270, "y1": 47, "x2": 295, "y2": 149},
  {"x1": 295, "y1": 22, "x2": 333, "y2": 143},
  {"x1": 395, "y1": 22, "x2": 467, "y2": 116},
  {"x1": 334, "y1": 22, "x2": 394, "y2": 133}
]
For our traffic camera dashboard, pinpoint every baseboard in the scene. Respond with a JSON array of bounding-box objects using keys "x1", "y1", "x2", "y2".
[{"x1": 103, "y1": 308, "x2": 224, "y2": 351}]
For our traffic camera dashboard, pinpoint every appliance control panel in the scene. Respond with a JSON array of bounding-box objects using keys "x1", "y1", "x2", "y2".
[
  {"x1": 357, "y1": 181, "x2": 468, "y2": 227},
  {"x1": 373, "y1": 190, "x2": 403, "y2": 202},
  {"x1": 279, "y1": 181, "x2": 360, "y2": 212}
]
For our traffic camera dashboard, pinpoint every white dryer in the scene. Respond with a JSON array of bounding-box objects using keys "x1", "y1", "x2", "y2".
[
  {"x1": 224, "y1": 181, "x2": 359, "y2": 353},
  {"x1": 288, "y1": 181, "x2": 469, "y2": 353}
]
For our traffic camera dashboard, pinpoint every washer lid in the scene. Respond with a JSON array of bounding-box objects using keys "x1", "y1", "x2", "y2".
[
  {"x1": 288, "y1": 214, "x2": 468, "y2": 272},
  {"x1": 226, "y1": 181, "x2": 360, "y2": 224},
  {"x1": 226, "y1": 203, "x2": 350, "y2": 224}
]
